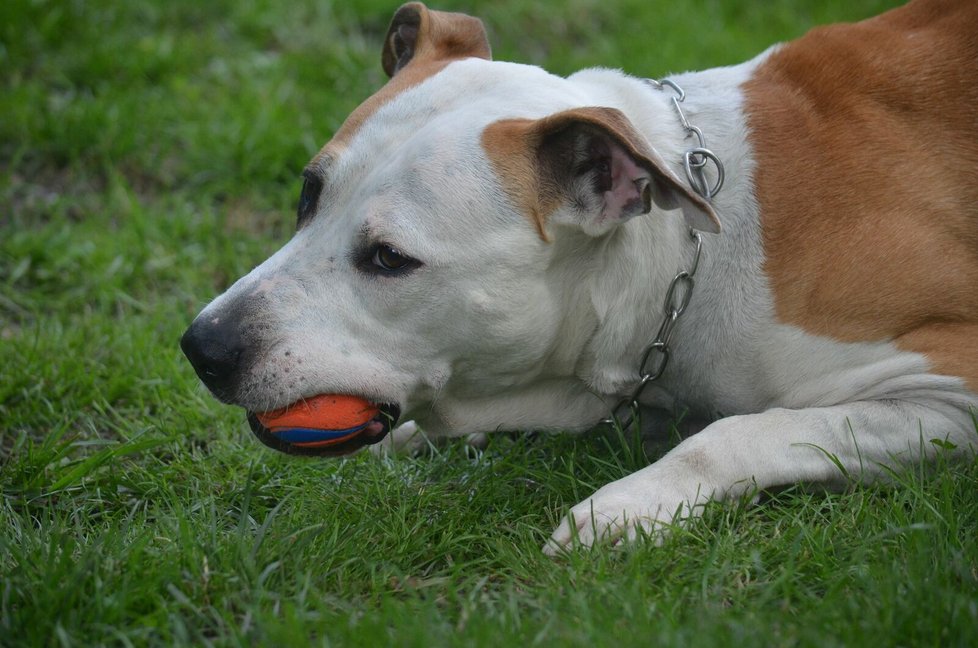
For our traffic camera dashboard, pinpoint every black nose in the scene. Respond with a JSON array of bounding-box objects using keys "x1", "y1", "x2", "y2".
[{"x1": 180, "y1": 314, "x2": 247, "y2": 403}]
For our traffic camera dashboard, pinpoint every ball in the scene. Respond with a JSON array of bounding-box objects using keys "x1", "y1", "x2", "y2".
[{"x1": 255, "y1": 394, "x2": 379, "y2": 448}]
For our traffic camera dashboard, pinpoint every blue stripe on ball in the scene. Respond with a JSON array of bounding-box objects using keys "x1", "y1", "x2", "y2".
[{"x1": 273, "y1": 424, "x2": 367, "y2": 443}]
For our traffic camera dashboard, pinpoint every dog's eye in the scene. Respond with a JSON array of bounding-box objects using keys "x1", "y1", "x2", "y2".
[
  {"x1": 296, "y1": 173, "x2": 323, "y2": 228},
  {"x1": 371, "y1": 244, "x2": 417, "y2": 273}
]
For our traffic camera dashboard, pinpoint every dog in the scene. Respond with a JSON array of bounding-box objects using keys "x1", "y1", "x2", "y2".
[{"x1": 181, "y1": 0, "x2": 978, "y2": 553}]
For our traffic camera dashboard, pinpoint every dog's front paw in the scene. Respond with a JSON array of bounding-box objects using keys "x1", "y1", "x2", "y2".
[
  {"x1": 369, "y1": 420, "x2": 428, "y2": 457},
  {"x1": 369, "y1": 422, "x2": 489, "y2": 457},
  {"x1": 543, "y1": 471, "x2": 707, "y2": 555}
]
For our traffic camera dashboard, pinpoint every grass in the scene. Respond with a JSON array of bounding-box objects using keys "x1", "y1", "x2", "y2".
[{"x1": 2, "y1": 0, "x2": 976, "y2": 645}]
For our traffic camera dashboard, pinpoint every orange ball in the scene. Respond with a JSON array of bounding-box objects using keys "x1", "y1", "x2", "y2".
[{"x1": 256, "y1": 394, "x2": 378, "y2": 431}]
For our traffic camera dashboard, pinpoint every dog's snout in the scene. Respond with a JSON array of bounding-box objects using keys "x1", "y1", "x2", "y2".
[{"x1": 180, "y1": 315, "x2": 248, "y2": 402}]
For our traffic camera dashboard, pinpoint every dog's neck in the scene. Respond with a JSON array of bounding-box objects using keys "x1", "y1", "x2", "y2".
[{"x1": 565, "y1": 58, "x2": 769, "y2": 414}]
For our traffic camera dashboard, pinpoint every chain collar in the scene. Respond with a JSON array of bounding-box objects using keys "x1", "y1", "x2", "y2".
[
  {"x1": 646, "y1": 79, "x2": 725, "y2": 199},
  {"x1": 601, "y1": 78, "x2": 724, "y2": 430}
]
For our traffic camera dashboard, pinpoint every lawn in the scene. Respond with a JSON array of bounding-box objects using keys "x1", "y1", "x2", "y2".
[{"x1": 2, "y1": 0, "x2": 976, "y2": 645}]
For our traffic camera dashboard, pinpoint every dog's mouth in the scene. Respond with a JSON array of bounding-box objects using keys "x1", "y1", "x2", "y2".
[{"x1": 247, "y1": 400, "x2": 400, "y2": 457}]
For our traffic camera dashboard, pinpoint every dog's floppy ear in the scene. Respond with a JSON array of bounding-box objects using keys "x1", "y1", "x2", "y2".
[
  {"x1": 382, "y1": 2, "x2": 492, "y2": 77},
  {"x1": 482, "y1": 107, "x2": 721, "y2": 239}
]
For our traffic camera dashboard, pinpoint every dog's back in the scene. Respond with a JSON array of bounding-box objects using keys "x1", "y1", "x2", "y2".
[{"x1": 742, "y1": 0, "x2": 978, "y2": 393}]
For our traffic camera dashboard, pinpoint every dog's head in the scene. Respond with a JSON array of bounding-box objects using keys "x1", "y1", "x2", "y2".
[{"x1": 181, "y1": 2, "x2": 717, "y2": 454}]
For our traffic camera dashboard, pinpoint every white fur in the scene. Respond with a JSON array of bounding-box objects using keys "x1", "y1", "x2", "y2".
[{"x1": 193, "y1": 50, "x2": 978, "y2": 552}]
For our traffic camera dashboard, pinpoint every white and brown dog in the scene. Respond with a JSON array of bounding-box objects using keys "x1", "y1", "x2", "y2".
[{"x1": 182, "y1": 0, "x2": 978, "y2": 552}]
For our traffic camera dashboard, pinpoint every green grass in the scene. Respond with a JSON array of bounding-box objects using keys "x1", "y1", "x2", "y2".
[{"x1": 3, "y1": 0, "x2": 976, "y2": 645}]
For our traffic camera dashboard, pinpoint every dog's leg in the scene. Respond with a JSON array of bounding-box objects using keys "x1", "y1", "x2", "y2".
[
  {"x1": 369, "y1": 421, "x2": 489, "y2": 457},
  {"x1": 545, "y1": 395, "x2": 977, "y2": 553},
  {"x1": 369, "y1": 421, "x2": 427, "y2": 456}
]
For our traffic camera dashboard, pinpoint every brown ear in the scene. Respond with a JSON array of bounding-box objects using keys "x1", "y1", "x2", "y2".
[
  {"x1": 482, "y1": 107, "x2": 721, "y2": 240},
  {"x1": 382, "y1": 2, "x2": 492, "y2": 77}
]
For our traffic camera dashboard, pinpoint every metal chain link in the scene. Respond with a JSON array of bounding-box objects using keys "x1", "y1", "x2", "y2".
[
  {"x1": 647, "y1": 78, "x2": 725, "y2": 200},
  {"x1": 600, "y1": 78, "x2": 722, "y2": 430}
]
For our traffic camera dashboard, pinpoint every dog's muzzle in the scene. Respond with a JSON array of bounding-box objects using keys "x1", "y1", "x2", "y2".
[{"x1": 181, "y1": 309, "x2": 401, "y2": 457}]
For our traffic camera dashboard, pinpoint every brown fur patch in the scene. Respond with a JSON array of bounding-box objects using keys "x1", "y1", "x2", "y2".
[
  {"x1": 481, "y1": 118, "x2": 557, "y2": 240},
  {"x1": 382, "y1": 2, "x2": 490, "y2": 77},
  {"x1": 314, "y1": 2, "x2": 490, "y2": 162},
  {"x1": 743, "y1": 0, "x2": 978, "y2": 390}
]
